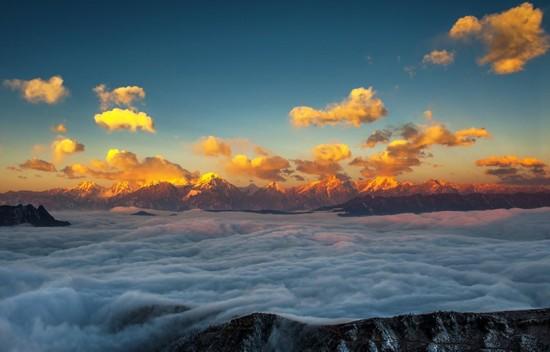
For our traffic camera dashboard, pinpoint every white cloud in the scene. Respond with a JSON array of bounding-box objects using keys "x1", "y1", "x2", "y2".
[{"x1": 1, "y1": 208, "x2": 549, "y2": 351}]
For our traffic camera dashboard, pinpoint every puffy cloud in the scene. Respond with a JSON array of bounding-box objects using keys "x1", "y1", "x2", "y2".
[
  {"x1": 226, "y1": 154, "x2": 290, "y2": 181},
  {"x1": 51, "y1": 137, "x2": 85, "y2": 162},
  {"x1": 19, "y1": 158, "x2": 57, "y2": 172},
  {"x1": 351, "y1": 123, "x2": 490, "y2": 177},
  {"x1": 94, "y1": 84, "x2": 146, "y2": 110},
  {"x1": 52, "y1": 123, "x2": 67, "y2": 134},
  {"x1": 364, "y1": 129, "x2": 392, "y2": 148},
  {"x1": 3, "y1": 75, "x2": 69, "y2": 104},
  {"x1": 476, "y1": 155, "x2": 548, "y2": 185},
  {"x1": 312, "y1": 144, "x2": 351, "y2": 162},
  {"x1": 290, "y1": 87, "x2": 387, "y2": 127},
  {"x1": 449, "y1": 3, "x2": 550, "y2": 74},
  {"x1": 194, "y1": 136, "x2": 232, "y2": 157},
  {"x1": 62, "y1": 149, "x2": 194, "y2": 185},
  {"x1": 94, "y1": 108, "x2": 155, "y2": 133},
  {"x1": 294, "y1": 143, "x2": 352, "y2": 178},
  {"x1": 422, "y1": 50, "x2": 455, "y2": 66}
]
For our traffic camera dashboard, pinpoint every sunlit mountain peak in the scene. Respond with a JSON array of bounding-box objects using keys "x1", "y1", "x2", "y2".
[{"x1": 360, "y1": 176, "x2": 399, "y2": 192}]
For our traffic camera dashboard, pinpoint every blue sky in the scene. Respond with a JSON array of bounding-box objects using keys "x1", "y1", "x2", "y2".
[{"x1": 1, "y1": 0, "x2": 549, "y2": 190}]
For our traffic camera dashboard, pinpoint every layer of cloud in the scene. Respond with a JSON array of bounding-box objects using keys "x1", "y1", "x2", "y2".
[
  {"x1": 94, "y1": 108, "x2": 155, "y2": 133},
  {"x1": 51, "y1": 137, "x2": 85, "y2": 162},
  {"x1": 226, "y1": 154, "x2": 290, "y2": 181},
  {"x1": 1, "y1": 208, "x2": 549, "y2": 351},
  {"x1": 94, "y1": 84, "x2": 146, "y2": 111},
  {"x1": 62, "y1": 149, "x2": 194, "y2": 185},
  {"x1": 290, "y1": 87, "x2": 387, "y2": 127},
  {"x1": 476, "y1": 155, "x2": 549, "y2": 185},
  {"x1": 3, "y1": 75, "x2": 69, "y2": 104},
  {"x1": 19, "y1": 158, "x2": 57, "y2": 172},
  {"x1": 449, "y1": 2, "x2": 550, "y2": 74},
  {"x1": 423, "y1": 50, "x2": 455, "y2": 66},
  {"x1": 294, "y1": 143, "x2": 352, "y2": 178},
  {"x1": 52, "y1": 123, "x2": 67, "y2": 134},
  {"x1": 194, "y1": 136, "x2": 232, "y2": 157},
  {"x1": 351, "y1": 123, "x2": 490, "y2": 177}
]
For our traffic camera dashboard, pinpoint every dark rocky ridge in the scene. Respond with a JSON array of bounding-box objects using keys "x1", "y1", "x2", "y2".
[
  {"x1": 0, "y1": 204, "x2": 70, "y2": 226},
  {"x1": 330, "y1": 192, "x2": 550, "y2": 216},
  {"x1": 164, "y1": 308, "x2": 550, "y2": 352}
]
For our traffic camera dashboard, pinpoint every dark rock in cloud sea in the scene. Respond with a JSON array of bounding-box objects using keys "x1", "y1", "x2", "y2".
[
  {"x1": 0, "y1": 204, "x2": 70, "y2": 227},
  {"x1": 131, "y1": 210, "x2": 156, "y2": 216}
]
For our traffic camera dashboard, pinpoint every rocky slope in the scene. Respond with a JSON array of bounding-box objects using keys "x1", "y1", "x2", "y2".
[
  {"x1": 163, "y1": 308, "x2": 550, "y2": 352},
  {"x1": 0, "y1": 204, "x2": 70, "y2": 226}
]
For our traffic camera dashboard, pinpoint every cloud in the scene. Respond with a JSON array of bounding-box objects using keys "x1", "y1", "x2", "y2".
[
  {"x1": 226, "y1": 154, "x2": 290, "y2": 182},
  {"x1": 19, "y1": 158, "x2": 57, "y2": 172},
  {"x1": 449, "y1": 3, "x2": 550, "y2": 74},
  {"x1": 290, "y1": 87, "x2": 387, "y2": 127},
  {"x1": 312, "y1": 144, "x2": 351, "y2": 162},
  {"x1": 424, "y1": 110, "x2": 433, "y2": 121},
  {"x1": 1, "y1": 208, "x2": 549, "y2": 351},
  {"x1": 62, "y1": 149, "x2": 194, "y2": 185},
  {"x1": 194, "y1": 136, "x2": 232, "y2": 157},
  {"x1": 51, "y1": 137, "x2": 85, "y2": 162},
  {"x1": 351, "y1": 123, "x2": 490, "y2": 177},
  {"x1": 294, "y1": 143, "x2": 352, "y2": 178},
  {"x1": 94, "y1": 84, "x2": 146, "y2": 111},
  {"x1": 423, "y1": 50, "x2": 455, "y2": 66},
  {"x1": 52, "y1": 123, "x2": 67, "y2": 134},
  {"x1": 476, "y1": 155, "x2": 549, "y2": 185},
  {"x1": 94, "y1": 108, "x2": 155, "y2": 133},
  {"x1": 3, "y1": 75, "x2": 69, "y2": 104},
  {"x1": 364, "y1": 129, "x2": 392, "y2": 148}
]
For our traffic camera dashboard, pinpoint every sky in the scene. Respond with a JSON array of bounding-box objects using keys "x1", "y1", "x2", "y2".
[{"x1": 0, "y1": 0, "x2": 549, "y2": 191}]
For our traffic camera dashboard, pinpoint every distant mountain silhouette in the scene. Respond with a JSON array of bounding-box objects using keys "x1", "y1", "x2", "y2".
[{"x1": 0, "y1": 175, "x2": 548, "y2": 213}]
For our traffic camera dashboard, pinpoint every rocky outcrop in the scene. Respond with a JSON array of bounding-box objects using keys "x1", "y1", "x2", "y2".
[
  {"x1": 0, "y1": 204, "x2": 70, "y2": 226},
  {"x1": 164, "y1": 308, "x2": 550, "y2": 352}
]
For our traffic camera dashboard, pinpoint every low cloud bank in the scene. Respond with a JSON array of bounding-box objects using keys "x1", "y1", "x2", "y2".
[{"x1": 1, "y1": 208, "x2": 549, "y2": 351}]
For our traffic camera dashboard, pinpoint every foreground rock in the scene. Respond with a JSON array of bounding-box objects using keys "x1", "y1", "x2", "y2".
[
  {"x1": 0, "y1": 204, "x2": 70, "y2": 226},
  {"x1": 164, "y1": 308, "x2": 550, "y2": 352}
]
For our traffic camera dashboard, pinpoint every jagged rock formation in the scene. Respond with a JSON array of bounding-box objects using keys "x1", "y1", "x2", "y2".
[
  {"x1": 0, "y1": 175, "x2": 548, "y2": 212},
  {"x1": 164, "y1": 308, "x2": 550, "y2": 352},
  {"x1": 0, "y1": 204, "x2": 70, "y2": 226}
]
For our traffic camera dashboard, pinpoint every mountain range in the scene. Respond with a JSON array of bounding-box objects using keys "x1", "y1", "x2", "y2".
[{"x1": 1, "y1": 173, "x2": 548, "y2": 212}]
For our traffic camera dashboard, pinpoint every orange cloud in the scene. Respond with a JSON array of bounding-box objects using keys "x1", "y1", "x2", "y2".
[
  {"x1": 194, "y1": 136, "x2": 232, "y2": 157},
  {"x1": 423, "y1": 50, "x2": 455, "y2": 66},
  {"x1": 19, "y1": 158, "x2": 57, "y2": 172},
  {"x1": 312, "y1": 144, "x2": 351, "y2": 162},
  {"x1": 4, "y1": 75, "x2": 69, "y2": 104},
  {"x1": 351, "y1": 123, "x2": 490, "y2": 177},
  {"x1": 94, "y1": 108, "x2": 155, "y2": 133},
  {"x1": 449, "y1": 3, "x2": 550, "y2": 74},
  {"x1": 52, "y1": 123, "x2": 67, "y2": 134},
  {"x1": 290, "y1": 87, "x2": 387, "y2": 127},
  {"x1": 476, "y1": 155, "x2": 548, "y2": 185},
  {"x1": 62, "y1": 149, "x2": 194, "y2": 186},
  {"x1": 294, "y1": 143, "x2": 352, "y2": 178},
  {"x1": 94, "y1": 84, "x2": 146, "y2": 110},
  {"x1": 363, "y1": 129, "x2": 392, "y2": 148},
  {"x1": 51, "y1": 137, "x2": 85, "y2": 162},
  {"x1": 226, "y1": 154, "x2": 290, "y2": 181}
]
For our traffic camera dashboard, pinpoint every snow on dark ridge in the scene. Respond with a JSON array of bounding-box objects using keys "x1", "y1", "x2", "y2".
[{"x1": 0, "y1": 208, "x2": 549, "y2": 351}]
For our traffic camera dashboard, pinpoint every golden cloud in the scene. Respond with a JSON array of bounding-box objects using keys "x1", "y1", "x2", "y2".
[
  {"x1": 423, "y1": 50, "x2": 455, "y2": 66},
  {"x1": 476, "y1": 155, "x2": 548, "y2": 185},
  {"x1": 194, "y1": 136, "x2": 232, "y2": 157},
  {"x1": 363, "y1": 129, "x2": 392, "y2": 148},
  {"x1": 19, "y1": 158, "x2": 57, "y2": 172},
  {"x1": 51, "y1": 137, "x2": 85, "y2": 162},
  {"x1": 62, "y1": 149, "x2": 194, "y2": 186},
  {"x1": 94, "y1": 108, "x2": 155, "y2": 133},
  {"x1": 94, "y1": 84, "x2": 146, "y2": 110},
  {"x1": 449, "y1": 3, "x2": 550, "y2": 74},
  {"x1": 52, "y1": 123, "x2": 67, "y2": 134},
  {"x1": 351, "y1": 123, "x2": 490, "y2": 177},
  {"x1": 312, "y1": 144, "x2": 351, "y2": 162},
  {"x1": 4, "y1": 75, "x2": 69, "y2": 104},
  {"x1": 226, "y1": 154, "x2": 290, "y2": 181},
  {"x1": 290, "y1": 87, "x2": 387, "y2": 127}
]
